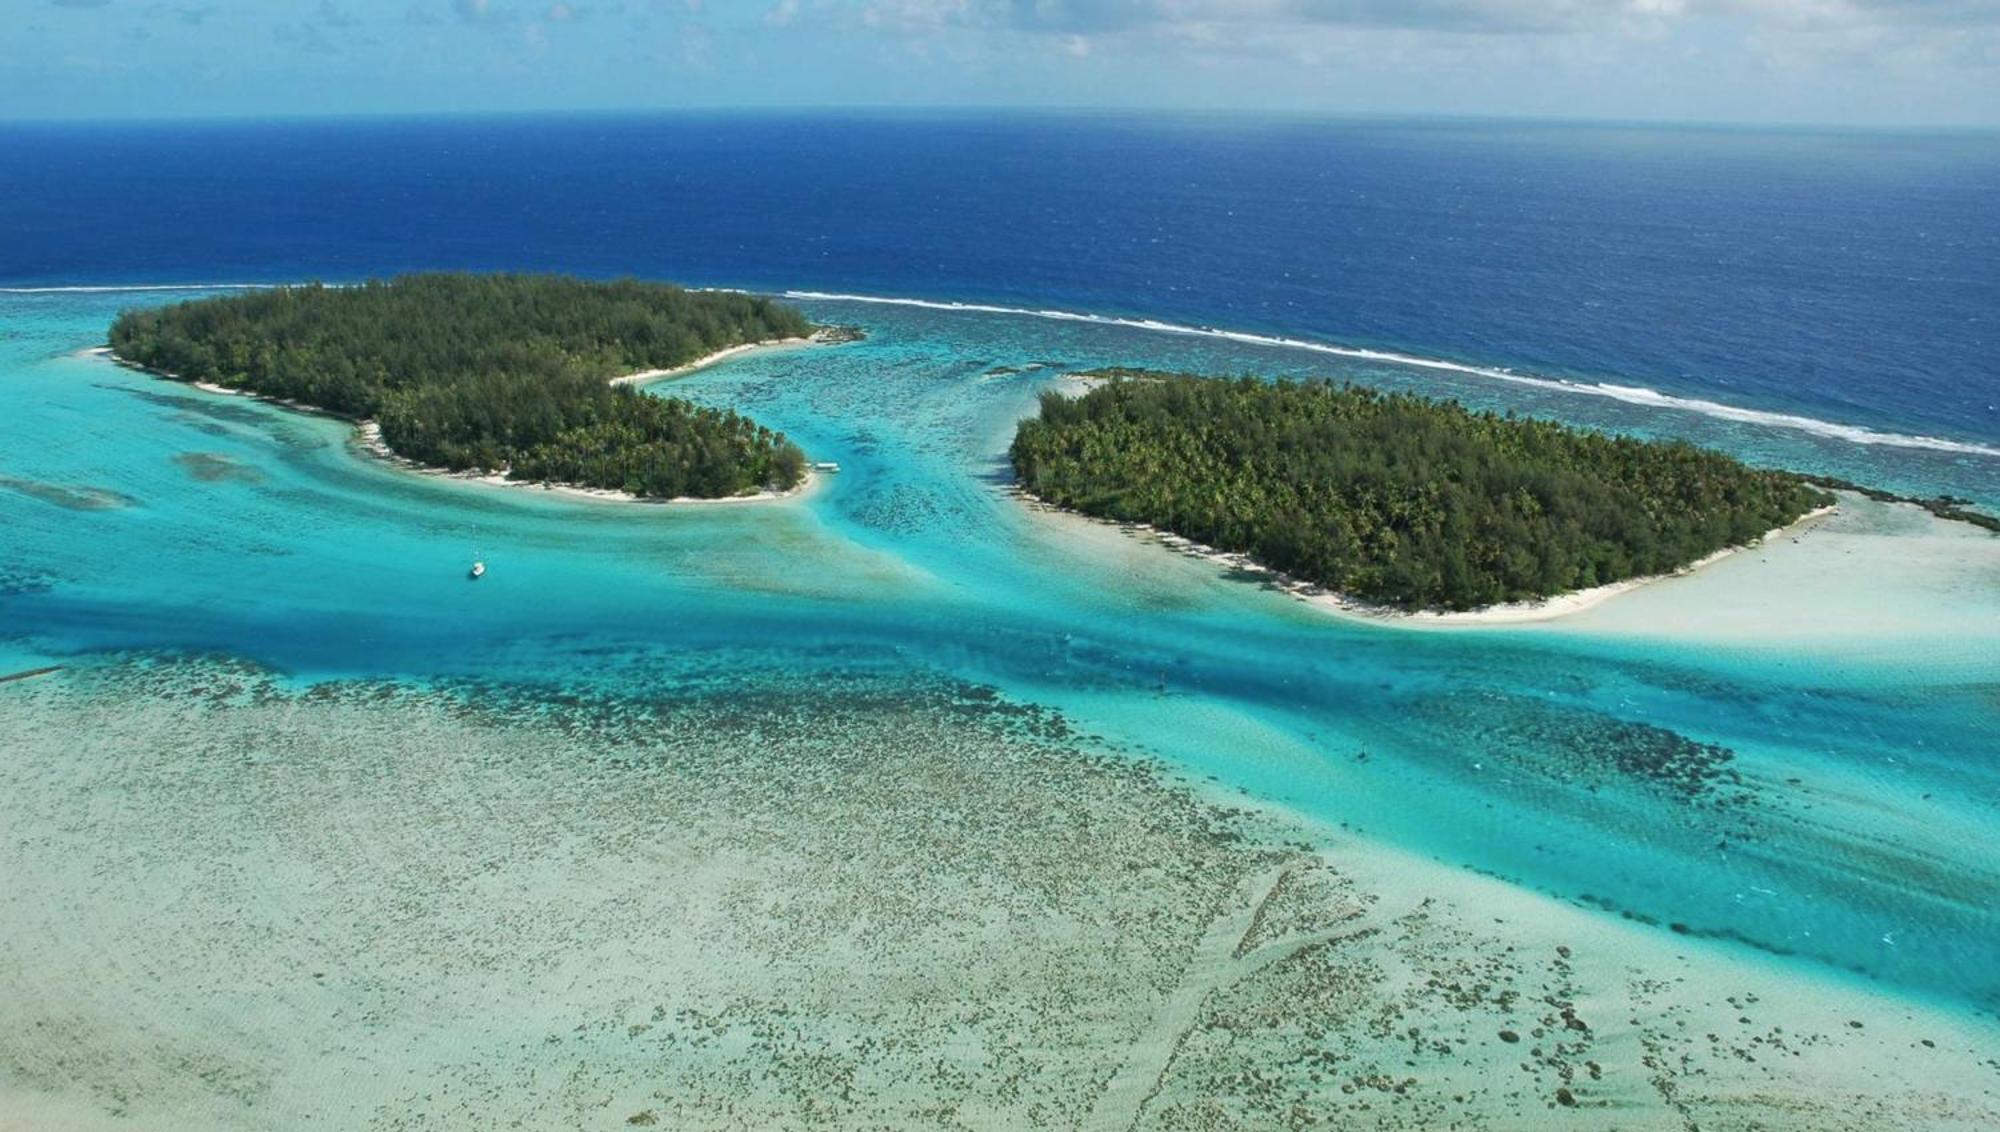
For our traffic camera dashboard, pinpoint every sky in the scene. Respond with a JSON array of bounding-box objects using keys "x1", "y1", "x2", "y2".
[{"x1": 6, "y1": 0, "x2": 1998, "y2": 126}]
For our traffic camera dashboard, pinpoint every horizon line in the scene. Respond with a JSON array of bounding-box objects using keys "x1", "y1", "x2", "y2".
[{"x1": 4, "y1": 105, "x2": 1998, "y2": 137}]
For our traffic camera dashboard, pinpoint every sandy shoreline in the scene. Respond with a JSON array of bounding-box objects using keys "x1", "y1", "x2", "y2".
[
  {"x1": 1019, "y1": 484, "x2": 1842, "y2": 628},
  {"x1": 351, "y1": 420, "x2": 819, "y2": 506},
  {"x1": 1319, "y1": 503, "x2": 1843, "y2": 627},
  {"x1": 607, "y1": 335, "x2": 814, "y2": 388},
  {"x1": 100, "y1": 344, "x2": 823, "y2": 507},
  {"x1": 1039, "y1": 367, "x2": 1853, "y2": 627}
]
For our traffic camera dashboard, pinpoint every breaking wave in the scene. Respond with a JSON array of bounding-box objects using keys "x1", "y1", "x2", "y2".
[
  {"x1": 783, "y1": 290, "x2": 2000, "y2": 459},
  {"x1": 0, "y1": 283, "x2": 277, "y2": 294},
  {"x1": 9, "y1": 281, "x2": 1992, "y2": 458}
]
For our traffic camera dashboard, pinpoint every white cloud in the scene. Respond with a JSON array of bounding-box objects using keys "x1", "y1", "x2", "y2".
[
  {"x1": 844, "y1": 0, "x2": 2000, "y2": 45},
  {"x1": 831, "y1": 0, "x2": 2000, "y2": 84}
]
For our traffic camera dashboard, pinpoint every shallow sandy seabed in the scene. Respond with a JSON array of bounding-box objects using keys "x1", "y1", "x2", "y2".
[
  {"x1": 1543, "y1": 495, "x2": 2000, "y2": 653},
  {"x1": 1026, "y1": 489, "x2": 1999, "y2": 664},
  {"x1": 1, "y1": 657, "x2": 1995, "y2": 1131}
]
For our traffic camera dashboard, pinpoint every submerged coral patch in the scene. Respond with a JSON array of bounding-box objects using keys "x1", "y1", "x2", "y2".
[
  {"x1": 0, "y1": 564, "x2": 57, "y2": 596},
  {"x1": 1411, "y1": 691, "x2": 1750, "y2": 807},
  {"x1": 173, "y1": 452, "x2": 263, "y2": 484},
  {"x1": 110, "y1": 384, "x2": 278, "y2": 426},
  {"x1": 0, "y1": 475, "x2": 137, "y2": 511},
  {"x1": 1, "y1": 654, "x2": 1991, "y2": 1130}
]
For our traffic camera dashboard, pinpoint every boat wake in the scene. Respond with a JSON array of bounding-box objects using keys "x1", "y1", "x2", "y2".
[{"x1": 782, "y1": 290, "x2": 2000, "y2": 460}]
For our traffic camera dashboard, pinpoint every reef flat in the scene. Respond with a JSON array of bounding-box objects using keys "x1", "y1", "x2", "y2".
[{"x1": 2, "y1": 656, "x2": 1993, "y2": 1130}]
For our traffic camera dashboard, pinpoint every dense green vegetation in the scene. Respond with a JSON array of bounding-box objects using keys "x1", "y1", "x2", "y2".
[
  {"x1": 110, "y1": 274, "x2": 815, "y2": 498},
  {"x1": 1012, "y1": 369, "x2": 1833, "y2": 611}
]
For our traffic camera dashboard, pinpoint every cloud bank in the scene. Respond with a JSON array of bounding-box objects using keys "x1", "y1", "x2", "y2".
[{"x1": 9, "y1": 0, "x2": 1997, "y2": 123}]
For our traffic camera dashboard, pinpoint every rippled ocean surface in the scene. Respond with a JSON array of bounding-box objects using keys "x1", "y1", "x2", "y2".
[{"x1": 1, "y1": 117, "x2": 1996, "y2": 1029}]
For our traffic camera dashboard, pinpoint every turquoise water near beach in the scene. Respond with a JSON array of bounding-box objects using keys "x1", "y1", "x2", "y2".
[{"x1": 3, "y1": 287, "x2": 1996, "y2": 1024}]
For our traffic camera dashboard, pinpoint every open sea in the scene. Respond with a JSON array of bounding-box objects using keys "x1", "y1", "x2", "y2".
[{"x1": 1, "y1": 113, "x2": 1997, "y2": 1123}]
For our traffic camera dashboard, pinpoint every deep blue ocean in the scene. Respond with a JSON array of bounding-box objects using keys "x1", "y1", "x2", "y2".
[{"x1": 4, "y1": 112, "x2": 1997, "y2": 448}]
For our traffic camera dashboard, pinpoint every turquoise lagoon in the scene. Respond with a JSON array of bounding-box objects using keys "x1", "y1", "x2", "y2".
[{"x1": 2, "y1": 286, "x2": 1997, "y2": 1023}]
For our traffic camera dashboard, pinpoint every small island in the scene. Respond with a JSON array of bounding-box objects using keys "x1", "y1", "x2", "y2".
[
  {"x1": 1012, "y1": 369, "x2": 1835, "y2": 613},
  {"x1": 109, "y1": 274, "x2": 825, "y2": 500}
]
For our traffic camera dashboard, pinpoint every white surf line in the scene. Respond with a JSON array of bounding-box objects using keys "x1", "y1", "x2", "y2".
[
  {"x1": 780, "y1": 289, "x2": 2000, "y2": 460},
  {"x1": 27, "y1": 280, "x2": 1997, "y2": 459},
  {"x1": 0, "y1": 283, "x2": 277, "y2": 294}
]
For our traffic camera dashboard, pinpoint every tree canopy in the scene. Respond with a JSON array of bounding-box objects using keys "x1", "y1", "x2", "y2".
[
  {"x1": 1011, "y1": 369, "x2": 1833, "y2": 612},
  {"x1": 109, "y1": 274, "x2": 813, "y2": 499}
]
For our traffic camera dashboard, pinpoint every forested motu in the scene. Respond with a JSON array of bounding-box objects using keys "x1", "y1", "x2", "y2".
[
  {"x1": 1011, "y1": 369, "x2": 1834, "y2": 611},
  {"x1": 109, "y1": 274, "x2": 814, "y2": 499}
]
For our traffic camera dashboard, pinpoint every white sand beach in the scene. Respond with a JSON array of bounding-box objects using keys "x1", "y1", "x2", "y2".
[
  {"x1": 1309, "y1": 502, "x2": 1844, "y2": 628},
  {"x1": 1018, "y1": 485, "x2": 1851, "y2": 629},
  {"x1": 351, "y1": 421, "x2": 819, "y2": 506},
  {"x1": 607, "y1": 335, "x2": 815, "y2": 388},
  {"x1": 1540, "y1": 493, "x2": 2000, "y2": 657}
]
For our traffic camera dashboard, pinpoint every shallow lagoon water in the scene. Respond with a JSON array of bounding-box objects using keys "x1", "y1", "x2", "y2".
[{"x1": 1, "y1": 287, "x2": 1998, "y2": 1125}]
